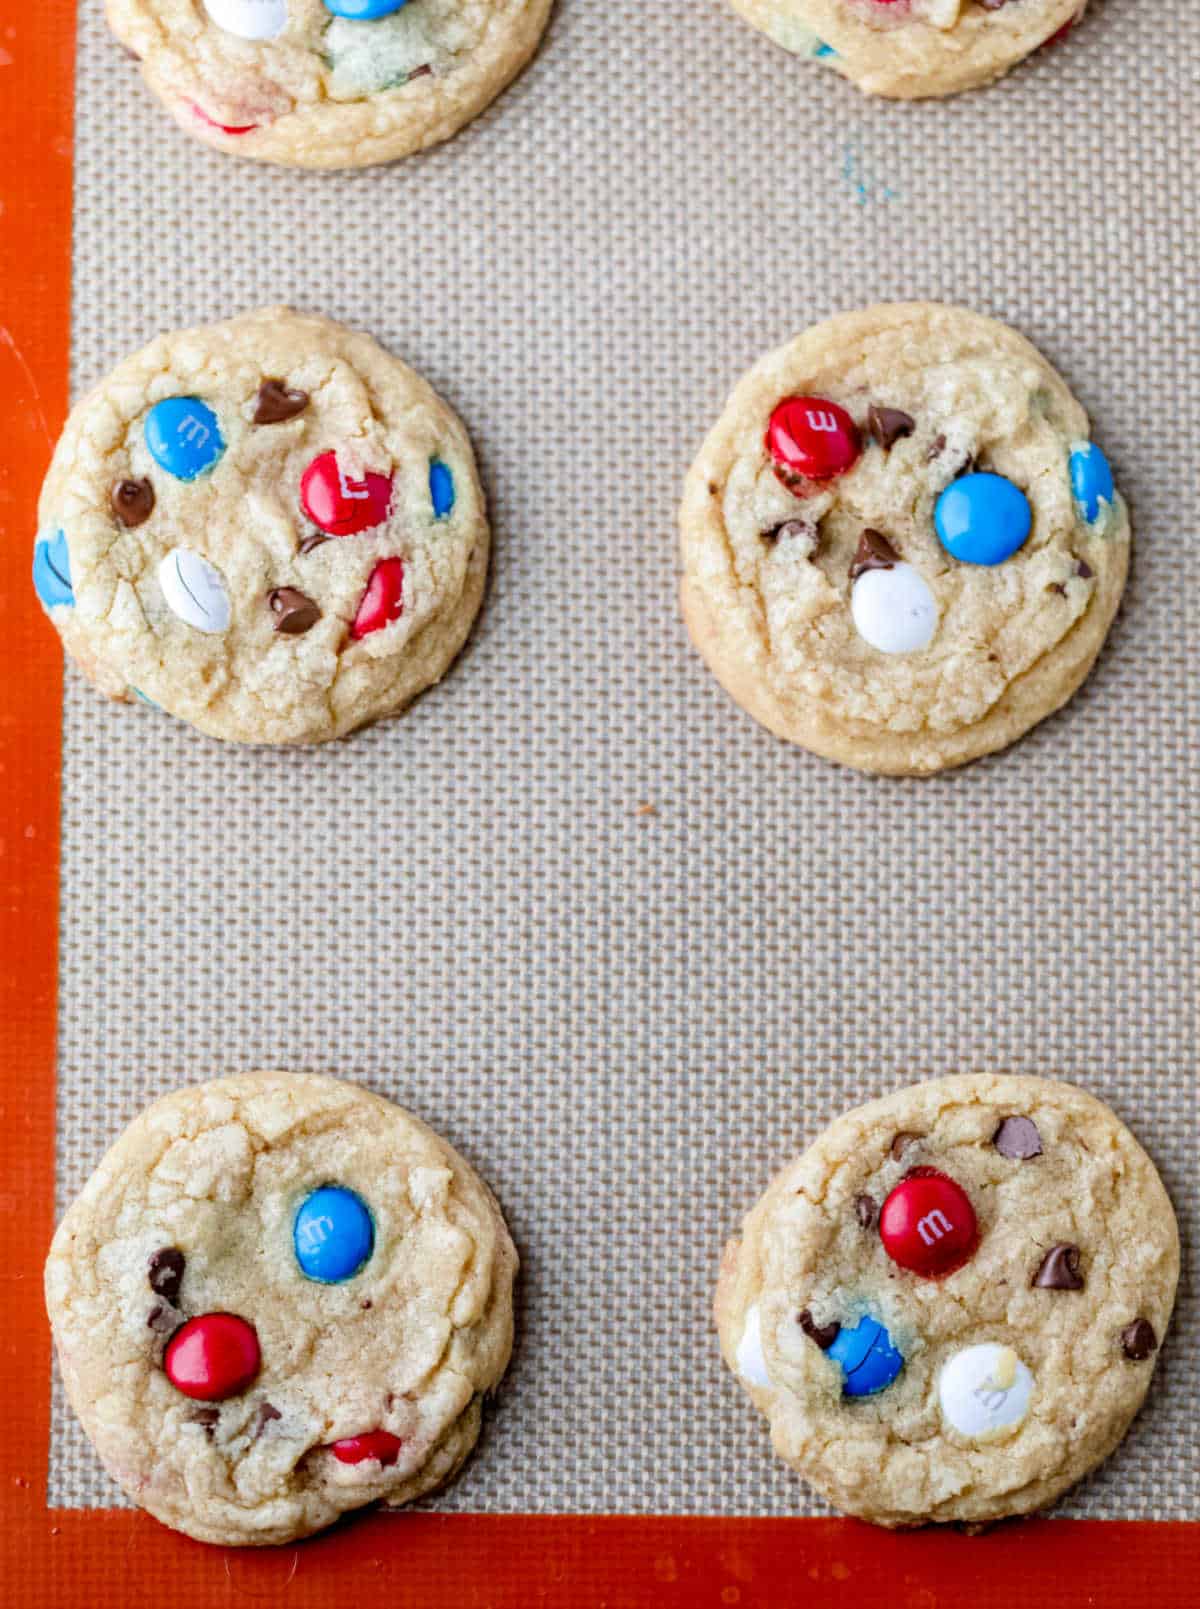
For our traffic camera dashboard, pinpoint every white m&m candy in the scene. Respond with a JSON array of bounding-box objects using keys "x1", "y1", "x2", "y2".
[
  {"x1": 938, "y1": 1344, "x2": 1034, "y2": 1441},
  {"x1": 736, "y1": 1304, "x2": 773, "y2": 1389},
  {"x1": 158, "y1": 549, "x2": 232, "y2": 634},
  {"x1": 851, "y1": 561, "x2": 938, "y2": 655},
  {"x1": 203, "y1": 0, "x2": 289, "y2": 40}
]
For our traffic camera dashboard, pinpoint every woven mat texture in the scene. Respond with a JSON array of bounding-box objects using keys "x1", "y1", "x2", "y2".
[{"x1": 51, "y1": 0, "x2": 1198, "y2": 1518}]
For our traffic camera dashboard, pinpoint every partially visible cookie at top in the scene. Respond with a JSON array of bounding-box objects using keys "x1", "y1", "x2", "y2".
[
  {"x1": 727, "y1": 0, "x2": 1086, "y2": 98},
  {"x1": 35, "y1": 307, "x2": 489, "y2": 744},
  {"x1": 679, "y1": 303, "x2": 1128, "y2": 776},
  {"x1": 715, "y1": 1074, "x2": 1179, "y2": 1527},
  {"x1": 106, "y1": 0, "x2": 554, "y2": 169},
  {"x1": 45, "y1": 1071, "x2": 518, "y2": 1546}
]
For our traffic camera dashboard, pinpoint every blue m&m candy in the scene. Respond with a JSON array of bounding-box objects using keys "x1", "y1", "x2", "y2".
[
  {"x1": 33, "y1": 528, "x2": 73, "y2": 610},
  {"x1": 1069, "y1": 442, "x2": 1115, "y2": 524},
  {"x1": 934, "y1": 472, "x2": 1031, "y2": 566},
  {"x1": 827, "y1": 1314, "x2": 904, "y2": 1397},
  {"x1": 294, "y1": 1186, "x2": 374, "y2": 1282},
  {"x1": 323, "y1": 0, "x2": 411, "y2": 18},
  {"x1": 429, "y1": 458, "x2": 455, "y2": 519},
  {"x1": 144, "y1": 398, "x2": 225, "y2": 482}
]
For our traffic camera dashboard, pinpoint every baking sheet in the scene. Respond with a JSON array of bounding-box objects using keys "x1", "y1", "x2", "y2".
[{"x1": 52, "y1": 0, "x2": 1198, "y2": 1517}]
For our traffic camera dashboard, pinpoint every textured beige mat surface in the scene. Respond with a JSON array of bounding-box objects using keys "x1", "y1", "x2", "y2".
[{"x1": 52, "y1": 0, "x2": 1197, "y2": 1517}]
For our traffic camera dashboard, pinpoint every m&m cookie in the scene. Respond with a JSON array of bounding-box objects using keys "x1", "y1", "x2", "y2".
[
  {"x1": 714, "y1": 1074, "x2": 1178, "y2": 1527},
  {"x1": 45, "y1": 1072, "x2": 517, "y2": 1545},
  {"x1": 725, "y1": 0, "x2": 1087, "y2": 100},
  {"x1": 679, "y1": 303, "x2": 1129, "y2": 775},
  {"x1": 35, "y1": 309, "x2": 488, "y2": 744},
  {"x1": 105, "y1": 0, "x2": 554, "y2": 169}
]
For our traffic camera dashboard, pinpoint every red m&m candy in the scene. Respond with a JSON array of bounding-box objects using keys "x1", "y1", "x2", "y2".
[
  {"x1": 766, "y1": 397, "x2": 861, "y2": 489},
  {"x1": 878, "y1": 1168, "x2": 978, "y2": 1278},
  {"x1": 164, "y1": 1313, "x2": 261, "y2": 1401},
  {"x1": 300, "y1": 451, "x2": 393, "y2": 537},
  {"x1": 351, "y1": 557, "x2": 405, "y2": 640},
  {"x1": 329, "y1": 1430, "x2": 404, "y2": 1467}
]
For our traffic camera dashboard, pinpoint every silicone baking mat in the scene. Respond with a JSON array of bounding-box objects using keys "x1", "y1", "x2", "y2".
[{"x1": 2, "y1": 0, "x2": 1198, "y2": 1599}]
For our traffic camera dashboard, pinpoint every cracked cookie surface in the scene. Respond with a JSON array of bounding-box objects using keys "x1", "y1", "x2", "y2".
[
  {"x1": 714, "y1": 1074, "x2": 1178, "y2": 1526},
  {"x1": 728, "y1": 0, "x2": 1085, "y2": 99},
  {"x1": 36, "y1": 307, "x2": 489, "y2": 745},
  {"x1": 107, "y1": 0, "x2": 554, "y2": 168},
  {"x1": 45, "y1": 1071, "x2": 517, "y2": 1545},
  {"x1": 679, "y1": 303, "x2": 1129, "y2": 775}
]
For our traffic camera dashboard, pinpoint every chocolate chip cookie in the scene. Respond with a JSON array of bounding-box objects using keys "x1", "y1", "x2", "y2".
[
  {"x1": 715, "y1": 1074, "x2": 1178, "y2": 1526},
  {"x1": 45, "y1": 1072, "x2": 517, "y2": 1545}
]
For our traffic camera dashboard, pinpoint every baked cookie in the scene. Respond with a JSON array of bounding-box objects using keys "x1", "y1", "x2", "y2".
[
  {"x1": 715, "y1": 1074, "x2": 1179, "y2": 1527},
  {"x1": 679, "y1": 303, "x2": 1129, "y2": 776},
  {"x1": 727, "y1": 0, "x2": 1085, "y2": 99},
  {"x1": 35, "y1": 308, "x2": 489, "y2": 745},
  {"x1": 45, "y1": 1072, "x2": 517, "y2": 1546},
  {"x1": 107, "y1": 0, "x2": 554, "y2": 169}
]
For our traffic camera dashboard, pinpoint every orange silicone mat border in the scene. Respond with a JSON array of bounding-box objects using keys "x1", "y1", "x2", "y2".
[{"x1": 1, "y1": 7, "x2": 1197, "y2": 1606}]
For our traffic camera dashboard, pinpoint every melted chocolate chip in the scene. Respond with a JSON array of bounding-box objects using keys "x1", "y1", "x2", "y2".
[
  {"x1": 110, "y1": 477, "x2": 155, "y2": 529},
  {"x1": 148, "y1": 1246, "x2": 185, "y2": 1302},
  {"x1": 1033, "y1": 1243, "x2": 1084, "y2": 1290},
  {"x1": 867, "y1": 405, "x2": 916, "y2": 451},
  {"x1": 762, "y1": 517, "x2": 815, "y2": 548},
  {"x1": 1120, "y1": 1319, "x2": 1158, "y2": 1361},
  {"x1": 993, "y1": 1116, "x2": 1042, "y2": 1160},
  {"x1": 924, "y1": 434, "x2": 947, "y2": 463},
  {"x1": 1048, "y1": 582, "x2": 1067, "y2": 597},
  {"x1": 798, "y1": 1310, "x2": 841, "y2": 1351},
  {"x1": 889, "y1": 1130, "x2": 921, "y2": 1161},
  {"x1": 190, "y1": 1408, "x2": 220, "y2": 1437},
  {"x1": 298, "y1": 533, "x2": 330, "y2": 555},
  {"x1": 850, "y1": 528, "x2": 901, "y2": 581},
  {"x1": 854, "y1": 1193, "x2": 877, "y2": 1229},
  {"x1": 254, "y1": 1402, "x2": 282, "y2": 1437},
  {"x1": 269, "y1": 587, "x2": 321, "y2": 635},
  {"x1": 1076, "y1": 559, "x2": 1094, "y2": 579},
  {"x1": 253, "y1": 380, "x2": 310, "y2": 426},
  {"x1": 147, "y1": 1301, "x2": 181, "y2": 1335},
  {"x1": 407, "y1": 63, "x2": 434, "y2": 81}
]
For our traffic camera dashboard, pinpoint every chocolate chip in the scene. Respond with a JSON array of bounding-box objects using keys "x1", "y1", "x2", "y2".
[
  {"x1": 361, "y1": 1299, "x2": 373, "y2": 1310},
  {"x1": 867, "y1": 405, "x2": 916, "y2": 451},
  {"x1": 1120, "y1": 1319, "x2": 1158, "y2": 1361},
  {"x1": 189, "y1": 1408, "x2": 220, "y2": 1437},
  {"x1": 298, "y1": 533, "x2": 330, "y2": 556},
  {"x1": 269, "y1": 587, "x2": 321, "y2": 635},
  {"x1": 924, "y1": 434, "x2": 947, "y2": 463},
  {"x1": 407, "y1": 63, "x2": 434, "y2": 81},
  {"x1": 762, "y1": 518, "x2": 814, "y2": 548},
  {"x1": 253, "y1": 380, "x2": 310, "y2": 426},
  {"x1": 1076, "y1": 559, "x2": 1094, "y2": 579},
  {"x1": 854, "y1": 1194, "x2": 877, "y2": 1229},
  {"x1": 993, "y1": 1116, "x2": 1042, "y2": 1160},
  {"x1": 110, "y1": 477, "x2": 155, "y2": 529},
  {"x1": 889, "y1": 1130, "x2": 920, "y2": 1161},
  {"x1": 147, "y1": 1301, "x2": 181, "y2": 1335},
  {"x1": 253, "y1": 1402, "x2": 282, "y2": 1437},
  {"x1": 1033, "y1": 1243, "x2": 1084, "y2": 1290},
  {"x1": 798, "y1": 1310, "x2": 840, "y2": 1351},
  {"x1": 850, "y1": 528, "x2": 901, "y2": 582},
  {"x1": 148, "y1": 1246, "x2": 185, "y2": 1302},
  {"x1": 1047, "y1": 582, "x2": 1067, "y2": 597}
]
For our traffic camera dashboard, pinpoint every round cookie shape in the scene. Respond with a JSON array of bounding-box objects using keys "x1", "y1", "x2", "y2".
[
  {"x1": 679, "y1": 304, "x2": 1130, "y2": 776},
  {"x1": 44, "y1": 1071, "x2": 518, "y2": 1546},
  {"x1": 35, "y1": 308, "x2": 490, "y2": 745},
  {"x1": 725, "y1": 0, "x2": 1087, "y2": 100},
  {"x1": 105, "y1": 0, "x2": 555, "y2": 170},
  {"x1": 714, "y1": 1074, "x2": 1179, "y2": 1527}
]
